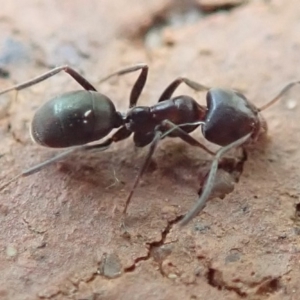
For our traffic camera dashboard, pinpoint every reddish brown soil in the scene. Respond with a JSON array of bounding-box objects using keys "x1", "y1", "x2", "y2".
[{"x1": 0, "y1": 1, "x2": 300, "y2": 299}]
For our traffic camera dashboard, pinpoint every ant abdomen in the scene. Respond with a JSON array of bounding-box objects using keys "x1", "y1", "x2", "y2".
[{"x1": 30, "y1": 90, "x2": 120, "y2": 148}]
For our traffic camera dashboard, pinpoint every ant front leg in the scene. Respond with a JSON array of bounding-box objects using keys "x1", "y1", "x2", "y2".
[
  {"x1": 98, "y1": 63, "x2": 149, "y2": 108},
  {"x1": 0, "y1": 65, "x2": 98, "y2": 94},
  {"x1": 160, "y1": 120, "x2": 214, "y2": 155},
  {"x1": 178, "y1": 133, "x2": 252, "y2": 226},
  {"x1": 198, "y1": 148, "x2": 247, "y2": 201},
  {"x1": 122, "y1": 130, "x2": 163, "y2": 218},
  {"x1": 158, "y1": 77, "x2": 210, "y2": 102}
]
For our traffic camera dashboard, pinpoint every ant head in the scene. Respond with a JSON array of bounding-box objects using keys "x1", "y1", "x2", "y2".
[{"x1": 203, "y1": 88, "x2": 259, "y2": 146}]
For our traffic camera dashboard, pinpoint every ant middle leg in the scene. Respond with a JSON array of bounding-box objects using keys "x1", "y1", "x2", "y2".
[
  {"x1": 122, "y1": 130, "x2": 163, "y2": 217},
  {"x1": 122, "y1": 120, "x2": 215, "y2": 219},
  {"x1": 158, "y1": 77, "x2": 210, "y2": 102},
  {"x1": 98, "y1": 63, "x2": 149, "y2": 108}
]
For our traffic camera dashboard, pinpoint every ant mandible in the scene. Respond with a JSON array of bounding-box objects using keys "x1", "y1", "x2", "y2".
[{"x1": 0, "y1": 63, "x2": 299, "y2": 226}]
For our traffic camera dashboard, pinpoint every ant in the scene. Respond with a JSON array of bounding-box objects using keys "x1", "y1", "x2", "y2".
[{"x1": 0, "y1": 63, "x2": 299, "y2": 226}]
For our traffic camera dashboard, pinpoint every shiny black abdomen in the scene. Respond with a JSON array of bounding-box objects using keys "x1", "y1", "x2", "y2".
[{"x1": 31, "y1": 90, "x2": 117, "y2": 148}]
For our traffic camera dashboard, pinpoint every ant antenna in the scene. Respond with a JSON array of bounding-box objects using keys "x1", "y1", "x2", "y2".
[{"x1": 259, "y1": 81, "x2": 300, "y2": 111}]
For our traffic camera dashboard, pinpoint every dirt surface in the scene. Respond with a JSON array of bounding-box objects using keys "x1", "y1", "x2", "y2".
[{"x1": 1, "y1": 1, "x2": 300, "y2": 299}]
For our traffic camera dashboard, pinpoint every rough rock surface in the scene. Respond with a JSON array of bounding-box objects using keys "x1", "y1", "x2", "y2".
[{"x1": 0, "y1": 1, "x2": 300, "y2": 299}]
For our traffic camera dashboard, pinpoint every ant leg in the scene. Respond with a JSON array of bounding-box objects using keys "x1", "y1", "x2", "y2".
[
  {"x1": 122, "y1": 121, "x2": 214, "y2": 220},
  {"x1": 178, "y1": 132, "x2": 252, "y2": 226},
  {"x1": 160, "y1": 120, "x2": 215, "y2": 155},
  {"x1": 88, "y1": 126, "x2": 132, "y2": 149},
  {"x1": 0, "y1": 145, "x2": 108, "y2": 192},
  {"x1": 0, "y1": 147, "x2": 84, "y2": 191},
  {"x1": 98, "y1": 63, "x2": 149, "y2": 108},
  {"x1": 0, "y1": 126, "x2": 132, "y2": 192},
  {"x1": 122, "y1": 130, "x2": 162, "y2": 216},
  {"x1": 0, "y1": 65, "x2": 97, "y2": 95},
  {"x1": 158, "y1": 77, "x2": 210, "y2": 102},
  {"x1": 122, "y1": 119, "x2": 216, "y2": 218},
  {"x1": 259, "y1": 81, "x2": 300, "y2": 111}
]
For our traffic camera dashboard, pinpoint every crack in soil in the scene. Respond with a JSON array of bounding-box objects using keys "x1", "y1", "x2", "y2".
[
  {"x1": 198, "y1": 0, "x2": 246, "y2": 13},
  {"x1": 206, "y1": 267, "x2": 284, "y2": 298},
  {"x1": 0, "y1": 67, "x2": 10, "y2": 78},
  {"x1": 22, "y1": 217, "x2": 47, "y2": 234},
  {"x1": 207, "y1": 268, "x2": 248, "y2": 298},
  {"x1": 39, "y1": 146, "x2": 253, "y2": 299},
  {"x1": 124, "y1": 214, "x2": 183, "y2": 275},
  {"x1": 37, "y1": 216, "x2": 184, "y2": 299},
  {"x1": 128, "y1": 0, "x2": 246, "y2": 41},
  {"x1": 122, "y1": 148, "x2": 249, "y2": 279}
]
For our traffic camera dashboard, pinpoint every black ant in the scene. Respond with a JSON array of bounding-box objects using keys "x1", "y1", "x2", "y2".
[{"x1": 0, "y1": 63, "x2": 299, "y2": 226}]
